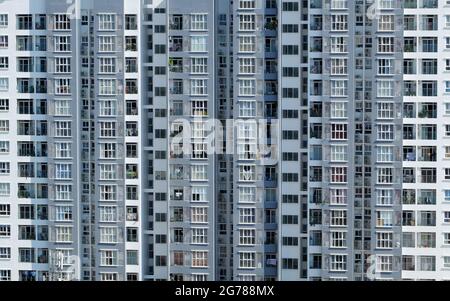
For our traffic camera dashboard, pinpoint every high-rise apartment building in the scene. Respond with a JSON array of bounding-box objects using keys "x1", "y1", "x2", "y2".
[{"x1": 0, "y1": 0, "x2": 449, "y2": 282}]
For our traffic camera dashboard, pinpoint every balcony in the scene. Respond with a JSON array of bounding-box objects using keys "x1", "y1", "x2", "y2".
[
  {"x1": 404, "y1": 0, "x2": 417, "y2": 8},
  {"x1": 418, "y1": 108, "x2": 436, "y2": 118},
  {"x1": 310, "y1": 22, "x2": 322, "y2": 31},
  {"x1": 170, "y1": 86, "x2": 183, "y2": 95},
  {"x1": 264, "y1": 19, "x2": 278, "y2": 31},
  {"x1": 418, "y1": 190, "x2": 436, "y2": 205},
  {"x1": 169, "y1": 58, "x2": 183, "y2": 73},
  {"x1": 169, "y1": 37, "x2": 183, "y2": 52},
  {"x1": 125, "y1": 86, "x2": 138, "y2": 94},
  {"x1": 17, "y1": 83, "x2": 34, "y2": 94},
  {"x1": 420, "y1": 169, "x2": 436, "y2": 183},
  {"x1": 35, "y1": 16, "x2": 46, "y2": 30},
  {"x1": 169, "y1": 15, "x2": 183, "y2": 30},
  {"x1": 420, "y1": 0, "x2": 437, "y2": 8},
  {"x1": 126, "y1": 128, "x2": 138, "y2": 137},
  {"x1": 16, "y1": 37, "x2": 33, "y2": 51},
  {"x1": 310, "y1": 0, "x2": 322, "y2": 8},
  {"x1": 126, "y1": 171, "x2": 138, "y2": 180},
  {"x1": 418, "y1": 147, "x2": 436, "y2": 162},
  {"x1": 417, "y1": 212, "x2": 436, "y2": 226},
  {"x1": 404, "y1": 18, "x2": 417, "y2": 31},
  {"x1": 402, "y1": 190, "x2": 416, "y2": 205},
  {"x1": 420, "y1": 17, "x2": 437, "y2": 31}
]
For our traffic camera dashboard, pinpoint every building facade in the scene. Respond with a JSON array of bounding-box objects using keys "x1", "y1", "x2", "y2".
[{"x1": 0, "y1": 0, "x2": 449, "y2": 281}]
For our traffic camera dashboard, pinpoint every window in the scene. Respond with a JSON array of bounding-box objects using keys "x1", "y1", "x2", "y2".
[
  {"x1": 331, "y1": 14, "x2": 348, "y2": 31},
  {"x1": 377, "y1": 58, "x2": 393, "y2": 75},
  {"x1": 99, "y1": 36, "x2": 116, "y2": 52},
  {"x1": 330, "y1": 231, "x2": 347, "y2": 248},
  {"x1": 330, "y1": 189, "x2": 347, "y2": 205},
  {"x1": 0, "y1": 224, "x2": 10, "y2": 237},
  {"x1": 192, "y1": 251, "x2": 208, "y2": 267},
  {"x1": 377, "y1": 189, "x2": 393, "y2": 206},
  {"x1": 192, "y1": 187, "x2": 207, "y2": 203},
  {"x1": 191, "y1": 228, "x2": 208, "y2": 245},
  {"x1": 377, "y1": 102, "x2": 394, "y2": 119},
  {"x1": 330, "y1": 254, "x2": 347, "y2": 271},
  {"x1": 0, "y1": 162, "x2": 9, "y2": 175},
  {"x1": 239, "y1": 252, "x2": 256, "y2": 269},
  {"x1": 0, "y1": 15, "x2": 7, "y2": 27},
  {"x1": 99, "y1": 164, "x2": 117, "y2": 180},
  {"x1": 378, "y1": 15, "x2": 394, "y2": 31},
  {"x1": 100, "y1": 250, "x2": 118, "y2": 266},
  {"x1": 0, "y1": 204, "x2": 9, "y2": 217},
  {"x1": 377, "y1": 256, "x2": 393, "y2": 272},
  {"x1": 377, "y1": 124, "x2": 394, "y2": 141},
  {"x1": 0, "y1": 141, "x2": 8, "y2": 154},
  {"x1": 99, "y1": 227, "x2": 118, "y2": 244},
  {"x1": 99, "y1": 79, "x2": 116, "y2": 95},
  {"x1": 190, "y1": 79, "x2": 207, "y2": 95},
  {"x1": 0, "y1": 120, "x2": 8, "y2": 133},
  {"x1": 190, "y1": 36, "x2": 207, "y2": 52},
  {"x1": 330, "y1": 145, "x2": 348, "y2": 162},
  {"x1": 330, "y1": 210, "x2": 347, "y2": 226},
  {"x1": 100, "y1": 206, "x2": 117, "y2": 223},
  {"x1": 54, "y1": 14, "x2": 70, "y2": 30},
  {"x1": 99, "y1": 57, "x2": 116, "y2": 74},
  {"x1": 55, "y1": 163, "x2": 72, "y2": 179},
  {"x1": 331, "y1": 58, "x2": 348, "y2": 75},
  {"x1": 191, "y1": 207, "x2": 208, "y2": 223},
  {"x1": 55, "y1": 185, "x2": 72, "y2": 200},
  {"x1": 239, "y1": 79, "x2": 256, "y2": 96},
  {"x1": 376, "y1": 210, "x2": 393, "y2": 227},
  {"x1": 55, "y1": 78, "x2": 71, "y2": 95},
  {"x1": 55, "y1": 57, "x2": 71, "y2": 73},
  {"x1": 0, "y1": 247, "x2": 10, "y2": 259},
  {"x1": 0, "y1": 78, "x2": 8, "y2": 91},
  {"x1": 378, "y1": 167, "x2": 393, "y2": 184},
  {"x1": 376, "y1": 232, "x2": 393, "y2": 249},
  {"x1": 55, "y1": 226, "x2": 72, "y2": 242},
  {"x1": 98, "y1": 14, "x2": 116, "y2": 31},
  {"x1": 377, "y1": 146, "x2": 394, "y2": 162},
  {"x1": 125, "y1": 36, "x2": 137, "y2": 51},
  {"x1": 0, "y1": 270, "x2": 10, "y2": 281},
  {"x1": 99, "y1": 100, "x2": 117, "y2": 116},
  {"x1": 239, "y1": 57, "x2": 256, "y2": 74},
  {"x1": 55, "y1": 206, "x2": 73, "y2": 222},
  {"x1": 0, "y1": 99, "x2": 8, "y2": 112},
  {"x1": 191, "y1": 100, "x2": 208, "y2": 116},
  {"x1": 239, "y1": 0, "x2": 255, "y2": 9},
  {"x1": 239, "y1": 36, "x2": 256, "y2": 53},
  {"x1": 239, "y1": 229, "x2": 256, "y2": 246},
  {"x1": 239, "y1": 14, "x2": 256, "y2": 31},
  {"x1": 190, "y1": 14, "x2": 207, "y2": 31},
  {"x1": 377, "y1": 80, "x2": 394, "y2": 97},
  {"x1": 330, "y1": 80, "x2": 348, "y2": 97},
  {"x1": 378, "y1": 37, "x2": 394, "y2": 53},
  {"x1": 0, "y1": 57, "x2": 8, "y2": 70},
  {"x1": 330, "y1": 167, "x2": 347, "y2": 183},
  {"x1": 125, "y1": 14, "x2": 137, "y2": 30},
  {"x1": 330, "y1": 36, "x2": 347, "y2": 53},
  {"x1": 54, "y1": 36, "x2": 71, "y2": 52},
  {"x1": 191, "y1": 165, "x2": 207, "y2": 181},
  {"x1": 331, "y1": 123, "x2": 347, "y2": 140},
  {"x1": 54, "y1": 100, "x2": 71, "y2": 116},
  {"x1": 55, "y1": 121, "x2": 71, "y2": 137},
  {"x1": 100, "y1": 185, "x2": 117, "y2": 201},
  {"x1": 191, "y1": 57, "x2": 208, "y2": 74},
  {"x1": 0, "y1": 36, "x2": 7, "y2": 48},
  {"x1": 328, "y1": 102, "x2": 346, "y2": 119}
]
